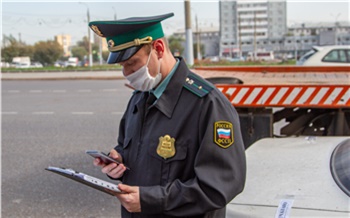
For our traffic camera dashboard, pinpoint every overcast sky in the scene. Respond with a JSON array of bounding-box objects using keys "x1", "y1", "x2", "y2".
[{"x1": 2, "y1": 0, "x2": 349, "y2": 45}]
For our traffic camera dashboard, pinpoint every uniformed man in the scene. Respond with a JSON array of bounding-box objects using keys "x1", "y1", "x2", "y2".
[{"x1": 90, "y1": 13, "x2": 246, "y2": 218}]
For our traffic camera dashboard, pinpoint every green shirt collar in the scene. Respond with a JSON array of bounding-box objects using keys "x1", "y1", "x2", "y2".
[{"x1": 151, "y1": 58, "x2": 180, "y2": 99}]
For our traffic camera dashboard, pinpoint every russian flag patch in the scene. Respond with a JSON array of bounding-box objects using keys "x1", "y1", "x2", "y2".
[{"x1": 214, "y1": 121, "x2": 234, "y2": 148}]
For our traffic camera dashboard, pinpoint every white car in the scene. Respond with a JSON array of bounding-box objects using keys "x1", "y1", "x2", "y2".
[
  {"x1": 226, "y1": 137, "x2": 350, "y2": 218},
  {"x1": 297, "y1": 45, "x2": 350, "y2": 66},
  {"x1": 30, "y1": 62, "x2": 43, "y2": 68}
]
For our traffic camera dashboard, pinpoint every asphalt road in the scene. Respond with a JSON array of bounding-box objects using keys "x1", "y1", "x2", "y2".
[{"x1": 2, "y1": 80, "x2": 133, "y2": 217}]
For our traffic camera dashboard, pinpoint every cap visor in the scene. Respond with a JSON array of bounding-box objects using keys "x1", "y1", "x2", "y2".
[{"x1": 107, "y1": 46, "x2": 143, "y2": 64}]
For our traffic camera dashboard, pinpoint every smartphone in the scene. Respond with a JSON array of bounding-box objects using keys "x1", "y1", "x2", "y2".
[
  {"x1": 86, "y1": 150, "x2": 120, "y2": 164},
  {"x1": 86, "y1": 150, "x2": 130, "y2": 170}
]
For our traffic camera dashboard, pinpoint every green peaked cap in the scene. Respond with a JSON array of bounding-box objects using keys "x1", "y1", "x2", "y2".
[{"x1": 89, "y1": 13, "x2": 174, "y2": 63}]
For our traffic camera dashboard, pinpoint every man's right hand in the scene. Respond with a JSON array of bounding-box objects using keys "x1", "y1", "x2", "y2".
[{"x1": 93, "y1": 149, "x2": 127, "y2": 179}]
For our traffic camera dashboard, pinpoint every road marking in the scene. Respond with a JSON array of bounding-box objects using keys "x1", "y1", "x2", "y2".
[
  {"x1": 78, "y1": 89, "x2": 92, "y2": 92},
  {"x1": 111, "y1": 112, "x2": 124, "y2": 115},
  {"x1": 30, "y1": 90, "x2": 43, "y2": 93},
  {"x1": 53, "y1": 90, "x2": 67, "y2": 93},
  {"x1": 32, "y1": 112, "x2": 55, "y2": 115},
  {"x1": 101, "y1": 89, "x2": 119, "y2": 92},
  {"x1": 7, "y1": 90, "x2": 20, "y2": 93},
  {"x1": 71, "y1": 112, "x2": 94, "y2": 115},
  {"x1": 1, "y1": 112, "x2": 18, "y2": 115}
]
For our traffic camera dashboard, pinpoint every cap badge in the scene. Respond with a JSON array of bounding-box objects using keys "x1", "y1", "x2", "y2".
[
  {"x1": 157, "y1": 135, "x2": 176, "y2": 159},
  {"x1": 108, "y1": 40, "x2": 115, "y2": 48},
  {"x1": 214, "y1": 121, "x2": 234, "y2": 148},
  {"x1": 91, "y1": 25, "x2": 104, "y2": 37}
]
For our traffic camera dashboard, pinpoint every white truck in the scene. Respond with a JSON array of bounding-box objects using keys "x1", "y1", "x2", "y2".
[
  {"x1": 67, "y1": 57, "x2": 79, "y2": 67},
  {"x1": 12, "y1": 56, "x2": 30, "y2": 68}
]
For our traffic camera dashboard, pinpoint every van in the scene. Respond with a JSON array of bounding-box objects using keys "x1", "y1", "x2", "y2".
[
  {"x1": 67, "y1": 57, "x2": 79, "y2": 67},
  {"x1": 12, "y1": 56, "x2": 31, "y2": 68},
  {"x1": 247, "y1": 51, "x2": 274, "y2": 61}
]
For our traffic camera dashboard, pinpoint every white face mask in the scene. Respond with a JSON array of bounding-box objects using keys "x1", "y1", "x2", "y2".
[{"x1": 125, "y1": 49, "x2": 162, "y2": 91}]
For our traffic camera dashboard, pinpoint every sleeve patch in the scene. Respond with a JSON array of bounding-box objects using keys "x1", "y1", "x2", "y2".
[{"x1": 214, "y1": 121, "x2": 234, "y2": 148}]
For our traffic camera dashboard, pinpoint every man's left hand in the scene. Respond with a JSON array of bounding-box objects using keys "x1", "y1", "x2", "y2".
[{"x1": 115, "y1": 184, "x2": 141, "y2": 213}]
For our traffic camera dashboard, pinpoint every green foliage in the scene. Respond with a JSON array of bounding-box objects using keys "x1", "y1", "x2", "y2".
[
  {"x1": 92, "y1": 44, "x2": 100, "y2": 62},
  {"x1": 76, "y1": 36, "x2": 100, "y2": 62},
  {"x1": 77, "y1": 36, "x2": 90, "y2": 52},
  {"x1": 33, "y1": 40, "x2": 63, "y2": 65},
  {"x1": 1, "y1": 35, "x2": 34, "y2": 62},
  {"x1": 71, "y1": 46, "x2": 87, "y2": 61},
  {"x1": 168, "y1": 35, "x2": 184, "y2": 56}
]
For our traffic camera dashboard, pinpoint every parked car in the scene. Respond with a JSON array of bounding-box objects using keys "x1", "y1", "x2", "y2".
[
  {"x1": 223, "y1": 56, "x2": 245, "y2": 62},
  {"x1": 297, "y1": 45, "x2": 350, "y2": 66},
  {"x1": 226, "y1": 137, "x2": 350, "y2": 217},
  {"x1": 14, "y1": 62, "x2": 30, "y2": 68},
  {"x1": 30, "y1": 62, "x2": 43, "y2": 68},
  {"x1": 1, "y1": 62, "x2": 10, "y2": 68},
  {"x1": 247, "y1": 51, "x2": 275, "y2": 61}
]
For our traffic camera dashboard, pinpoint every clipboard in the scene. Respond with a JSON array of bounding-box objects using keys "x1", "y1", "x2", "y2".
[{"x1": 46, "y1": 166, "x2": 122, "y2": 196}]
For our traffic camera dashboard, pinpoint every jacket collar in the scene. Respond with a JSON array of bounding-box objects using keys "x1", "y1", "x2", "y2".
[{"x1": 153, "y1": 57, "x2": 189, "y2": 118}]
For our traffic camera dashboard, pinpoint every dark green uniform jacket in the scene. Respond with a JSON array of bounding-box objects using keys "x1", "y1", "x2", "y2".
[{"x1": 115, "y1": 58, "x2": 246, "y2": 218}]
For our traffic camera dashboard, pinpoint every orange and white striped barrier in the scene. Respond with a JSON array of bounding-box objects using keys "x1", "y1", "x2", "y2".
[{"x1": 217, "y1": 85, "x2": 350, "y2": 108}]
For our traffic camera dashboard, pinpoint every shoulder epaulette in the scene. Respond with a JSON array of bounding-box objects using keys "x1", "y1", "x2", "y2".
[{"x1": 183, "y1": 72, "x2": 214, "y2": 98}]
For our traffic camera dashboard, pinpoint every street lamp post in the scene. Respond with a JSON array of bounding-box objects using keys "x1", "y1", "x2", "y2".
[
  {"x1": 195, "y1": 14, "x2": 201, "y2": 60},
  {"x1": 330, "y1": 13, "x2": 341, "y2": 45},
  {"x1": 112, "y1": 7, "x2": 117, "y2": 20},
  {"x1": 184, "y1": 0, "x2": 194, "y2": 65},
  {"x1": 80, "y1": 2, "x2": 93, "y2": 67}
]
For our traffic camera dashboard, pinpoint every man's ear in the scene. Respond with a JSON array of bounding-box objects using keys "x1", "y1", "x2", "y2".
[{"x1": 153, "y1": 39, "x2": 165, "y2": 59}]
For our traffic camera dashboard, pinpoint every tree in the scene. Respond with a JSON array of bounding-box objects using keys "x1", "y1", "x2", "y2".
[
  {"x1": 193, "y1": 43, "x2": 205, "y2": 59},
  {"x1": 168, "y1": 35, "x2": 184, "y2": 56},
  {"x1": 1, "y1": 34, "x2": 34, "y2": 62},
  {"x1": 92, "y1": 43, "x2": 100, "y2": 62},
  {"x1": 77, "y1": 36, "x2": 90, "y2": 52},
  {"x1": 77, "y1": 36, "x2": 100, "y2": 62},
  {"x1": 71, "y1": 46, "x2": 87, "y2": 61},
  {"x1": 33, "y1": 40, "x2": 63, "y2": 65}
]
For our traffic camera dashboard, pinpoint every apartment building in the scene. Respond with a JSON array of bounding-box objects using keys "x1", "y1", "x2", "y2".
[
  {"x1": 173, "y1": 26, "x2": 220, "y2": 58},
  {"x1": 54, "y1": 34, "x2": 72, "y2": 57},
  {"x1": 219, "y1": 0, "x2": 287, "y2": 57}
]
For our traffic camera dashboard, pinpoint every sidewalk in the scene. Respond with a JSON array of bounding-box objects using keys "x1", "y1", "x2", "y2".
[{"x1": 1, "y1": 70, "x2": 125, "y2": 80}]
